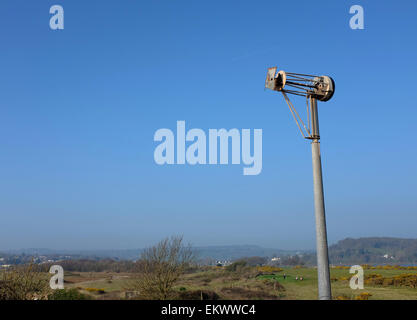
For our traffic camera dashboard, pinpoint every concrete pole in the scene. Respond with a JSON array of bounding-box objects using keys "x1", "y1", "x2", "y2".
[{"x1": 310, "y1": 97, "x2": 332, "y2": 300}]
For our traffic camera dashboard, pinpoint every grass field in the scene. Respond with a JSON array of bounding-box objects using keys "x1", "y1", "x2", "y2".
[{"x1": 63, "y1": 266, "x2": 417, "y2": 300}]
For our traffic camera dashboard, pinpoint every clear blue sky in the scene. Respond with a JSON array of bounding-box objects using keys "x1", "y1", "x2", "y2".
[{"x1": 1, "y1": 1, "x2": 416, "y2": 250}]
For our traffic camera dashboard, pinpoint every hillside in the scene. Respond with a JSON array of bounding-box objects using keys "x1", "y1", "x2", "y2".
[
  {"x1": 2, "y1": 238, "x2": 416, "y2": 266},
  {"x1": 327, "y1": 237, "x2": 417, "y2": 265},
  {"x1": 194, "y1": 245, "x2": 301, "y2": 260},
  {"x1": 0, "y1": 245, "x2": 302, "y2": 263}
]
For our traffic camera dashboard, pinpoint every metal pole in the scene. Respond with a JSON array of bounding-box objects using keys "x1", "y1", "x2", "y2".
[{"x1": 309, "y1": 96, "x2": 332, "y2": 300}]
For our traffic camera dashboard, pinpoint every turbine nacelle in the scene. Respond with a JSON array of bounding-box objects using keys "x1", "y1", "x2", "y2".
[{"x1": 265, "y1": 67, "x2": 335, "y2": 102}]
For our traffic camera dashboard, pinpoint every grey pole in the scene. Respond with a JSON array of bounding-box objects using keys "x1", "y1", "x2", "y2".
[{"x1": 309, "y1": 96, "x2": 332, "y2": 300}]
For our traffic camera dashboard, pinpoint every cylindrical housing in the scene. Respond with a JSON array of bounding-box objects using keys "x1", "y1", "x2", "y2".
[{"x1": 310, "y1": 97, "x2": 320, "y2": 139}]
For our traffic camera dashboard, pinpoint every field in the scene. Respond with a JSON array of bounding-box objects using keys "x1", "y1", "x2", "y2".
[{"x1": 62, "y1": 266, "x2": 417, "y2": 300}]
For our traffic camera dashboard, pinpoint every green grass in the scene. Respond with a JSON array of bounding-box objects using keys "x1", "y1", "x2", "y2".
[
  {"x1": 273, "y1": 267, "x2": 417, "y2": 300},
  {"x1": 256, "y1": 274, "x2": 281, "y2": 281}
]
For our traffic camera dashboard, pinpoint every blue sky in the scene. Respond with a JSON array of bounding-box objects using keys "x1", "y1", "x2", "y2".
[{"x1": 0, "y1": 1, "x2": 416, "y2": 250}]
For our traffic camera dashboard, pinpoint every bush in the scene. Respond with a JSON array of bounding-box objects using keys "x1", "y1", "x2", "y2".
[
  {"x1": 48, "y1": 288, "x2": 91, "y2": 300},
  {"x1": 226, "y1": 261, "x2": 247, "y2": 272},
  {"x1": 0, "y1": 263, "x2": 50, "y2": 300},
  {"x1": 257, "y1": 266, "x2": 283, "y2": 273},
  {"x1": 128, "y1": 236, "x2": 195, "y2": 300},
  {"x1": 365, "y1": 273, "x2": 417, "y2": 288},
  {"x1": 354, "y1": 292, "x2": 372, "y2": 300},
  {"x1": 85, "y1": 287, "x2": 106, "y2": 294},
  {"x1": 260, "y1": 279, "x2": 285, "y2": 292},
  {"x1": 176, "y1": 290, "x2": 220, "y2": 300},
  {"x1": 220, "y1": 287, "x2": 280, "y2": 300}
]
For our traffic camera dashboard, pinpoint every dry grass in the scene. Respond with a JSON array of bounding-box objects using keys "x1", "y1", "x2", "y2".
[{"x1": 61, "y1": 266, "x2": 417, "y2": 300}]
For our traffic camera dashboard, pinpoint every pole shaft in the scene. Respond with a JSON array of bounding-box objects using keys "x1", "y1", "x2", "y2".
[
  {"x1": 310, "y1": 97, "x2": 332, "y2": 300},
  {"x1": 310, "y1": 96, "x2": 320, "y2": 139}
]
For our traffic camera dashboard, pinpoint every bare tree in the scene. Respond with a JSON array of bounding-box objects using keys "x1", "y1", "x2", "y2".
[
  {"x1": 130, "y1": 236, "x2": 194, "y2": 299},
  {"x1": 0, "y1": 262, "x2": 50, "y2": 300}
]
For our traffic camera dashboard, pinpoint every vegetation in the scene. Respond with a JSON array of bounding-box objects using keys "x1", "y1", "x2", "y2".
[
  {"x1": 1, "y1": 262, "x2": 416, "y2": 300},
  {"x1": 1, "y1": 237, "x2": 417, "y2": 300},
  {"x1": 128, "y1": 236, "x2": 195, "y2": 300},
  {"x1": 257, "y1": 266, "x2": 284, "y2": 273},
  {"x1": 48, "y1": 288, "x2": 91, "y2": 300},
  {"x1": 38, "y1": 259, "x2": 138, "y2": 273},
  {"x1": 0, "y1": 262, "x2": 50, "y2": 300},
  {"x1": 328, "y1": 237, "x2": 417, "y2": 265},
  {"x1": 336, "y1": 292, "x2": 372, "y2": 300},
  {"x1": 85, "y1": 287, "x2": 106, "y2": 294},
  {"x1": 364, "y1": 273, "x2": 417, "y2": 288}
]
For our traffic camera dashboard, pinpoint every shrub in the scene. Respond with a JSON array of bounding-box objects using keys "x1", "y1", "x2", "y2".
[
  {"x1": 128, "y1": 236, "x2": 195, "y2": 300},
  {"x1": 354, "y1": 292, "x2": 372, "y2": 300},
  {"x1": 335, "y1": 295, "x2": 351, "y2": 300},
  {"x1": 220, "y1": 287, "x2": 279, "y2": 300},
  {"x1": 226, "y1": 261, "x2": 247, "y2": 272},
  {"x1": 260, "y1": 279, "x2": 285, "y2": 292},
  {"x1": 365, "y1": 273, "x2": 417, "y2": 288},
  {"x1": 85, "y1": 287, "x2": 106, "y2": 294},
  {"x1": 0, "y1": 263, "x2": 50, "y2": 300},
  {"x1": 176, "y1": 290, "x2": 220, "y2": 300},
  {"x1": 48, "y1": 288, "x2": 91, "y2": 300},
  {"x1": 257, "y1": 266, "x2": 283, "y2": 273}
]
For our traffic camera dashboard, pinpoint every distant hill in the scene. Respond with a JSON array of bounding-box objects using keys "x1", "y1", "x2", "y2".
[
  {"x1": 194, "y1": 245, "x2": 301, "y2": 261},
  {"x1": 0, "y1": 245, "x2": 303, "y2": 263},
  {"x1": 324, "y1": 237, "x2": 417, "y2": 265},
  {"x1": 0, "y1": 248, "x2": 143, "y2": 261},
  {"x1": 2, "y1": 238, "x2": 416, "y2": 265}
]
